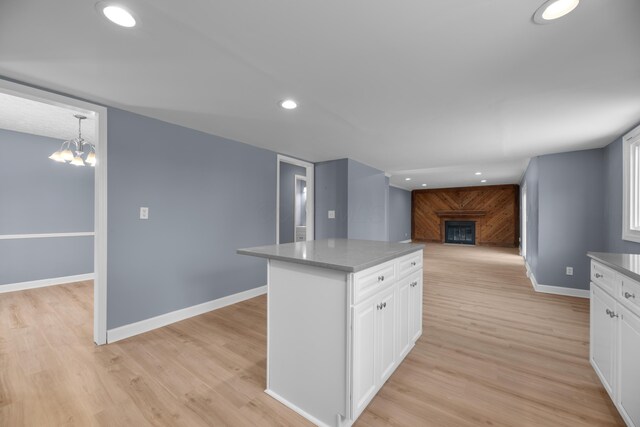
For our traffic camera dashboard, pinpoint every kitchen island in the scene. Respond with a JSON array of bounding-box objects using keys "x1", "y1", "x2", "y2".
[{"x1": 238, "y1": 239, "x2": 424, "y2": 427}]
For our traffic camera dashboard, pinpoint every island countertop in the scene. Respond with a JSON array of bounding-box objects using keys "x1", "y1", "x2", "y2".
[
  {"x1": 237, "y1": 239, "x2": 425, "y2": 272},
  {"x1": 588, "y1": 251, "x2": 640, "y2": 283}
]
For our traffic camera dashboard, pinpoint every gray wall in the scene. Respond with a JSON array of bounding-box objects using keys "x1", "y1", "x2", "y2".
[
  {"x1": 0, "y1": 128, "x2": 94, "y2": 285},
  {"x1": 279, "y1": 162, "x2": 306, "y2": 243},
  {"x1": 315, "y1": 159, "x2": 348, "y2": 239},
  {"x1": 107, "y1": 108, "x2": 276, "y2": 329},
  {"x1": 347, "y1": 159, "x2": 388, "y2": 241},
  {"x1": 603, "y1": 136, "x2": 640, "y2": 253},
  {"x1": 388, "y1": 186, "x2": 411, "y2": 242},
  {"x1": 536, "y1": 149, "x2": 605, "y2": 290}
]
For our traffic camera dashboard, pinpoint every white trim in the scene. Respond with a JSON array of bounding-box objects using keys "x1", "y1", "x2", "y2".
[
  {"x1": 389, "y1": 183, "x2": 409, "y2": 190},
  {"x1": 264, "y1": 389, "x2": 335, "y2": 427},
  {"x1": 524, "y1": 260, "x2": 589, "y2": 298},
  {"x1": 399, "y1": 239, "x2": 412, "y2": 243},
  {"x1": 0, "y1": 79, "x2": 108, "y2": 345},
  {"x1": 106, "y1": 285, "x2": 267, "y2": 343},
  {"x1": 294, "y1": 174, "x2": 308, "y2": 240},
  {"x1": 277, "y1": 154, "x2": 314, "y2": 244},
  {"x1": 0, "y1": 273, "x2": 95, "y2": 294},
  {"x1": 0, "y1": 232, "x2": 94, "y2": 240},
  {"x1": 622, "y1": 124, "x2": 640, "y2": 243}
]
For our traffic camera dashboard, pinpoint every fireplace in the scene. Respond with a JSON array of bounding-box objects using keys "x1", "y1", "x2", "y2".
[{"x1": 445, "y1": 221, "x2": 475, "y2": 245}]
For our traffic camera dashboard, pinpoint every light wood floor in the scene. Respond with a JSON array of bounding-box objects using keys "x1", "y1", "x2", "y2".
[{"x1": 0, "y1": 244, "x2": 624, "y2": 426}]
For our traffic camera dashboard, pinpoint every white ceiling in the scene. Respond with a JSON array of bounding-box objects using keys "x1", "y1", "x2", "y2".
[
  {"x1": 1, "y1": 0, "x2": 639, "y2": 189},
  {"x1": 0, "y1": 92, "x2": 96, "y2": 143}
]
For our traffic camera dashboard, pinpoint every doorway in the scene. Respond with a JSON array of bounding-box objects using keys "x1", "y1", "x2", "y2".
[
  {"x1": 277, "y1": 154, "x2": 314, "y2": 244},
  {"x1": 521, "y1": 184, "x2": 527, "y2": 259},
  {"x1": 0, "y1": 79, "x2": 108, "y2": 345}
]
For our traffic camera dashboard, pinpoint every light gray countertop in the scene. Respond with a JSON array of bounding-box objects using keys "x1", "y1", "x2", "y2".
[
  {"x1": 588, "y1": 252, "x2": 640, "y2": 282},
  {"x1": 238, "y1": 239, "x2": 425, "y2": 272}
]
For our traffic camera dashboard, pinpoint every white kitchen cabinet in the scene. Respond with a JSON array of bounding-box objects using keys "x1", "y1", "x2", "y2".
[
  {"x1": 618, "y1": 304, "x2": 640, "y2": 427},
  {"x1": 242, "y1": 242, "x2": 424, "y2": 427},
  {"x1": 591, "y1": 283, "x2": 617, "y2": 395},
  {"x1": 351, "y1": 296, "x2": 377, "y2": 418},
  {"x1": 589, "y1": 254, "x2": 640, "y2": 427}
]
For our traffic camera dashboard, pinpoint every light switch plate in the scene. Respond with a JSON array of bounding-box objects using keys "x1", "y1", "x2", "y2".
[
  {"x1": 328, "y1": 210, "x2": 335, "y2": 219},
  {"x1": 566, "y1": 266, "x2": 573, "y2": 276},
  {"x1": 140, "y1": 207, "x2": 149, "y2": 220}
]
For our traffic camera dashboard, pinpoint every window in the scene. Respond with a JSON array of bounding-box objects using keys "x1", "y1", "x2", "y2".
[{"x1": 623, "y1": 124, "x2": 640, "y2": 242}]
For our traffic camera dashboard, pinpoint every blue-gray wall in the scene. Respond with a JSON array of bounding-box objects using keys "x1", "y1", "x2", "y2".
[
  {"x1": 315, "y1": 159, "x2": 349, "y2": 239},
  {"x1": 0, "y1": 128, "x2": 94, "y2": 285},
  {"x1": 347, "y1": 159, "x2": 388, "y2": 241},
  {"x1": 107, "y1": 108, "x2": 276, "y2": 329},
  {"x1": 388, "y1": 186, "x2": 411, "y2": 242},
  {"x1": 279, "y1": 162, "x2": 306, "y2": 243},
  {"x1": 536, "y1": 149, "x2": 604, "y2": 290},
  {"x1": 522, "y1": 121, "x2": 640, "y2": 291}
]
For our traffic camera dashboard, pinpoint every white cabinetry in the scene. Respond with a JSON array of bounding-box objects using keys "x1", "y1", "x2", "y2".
[
  {"x1": 590, "y1": 258, "x2": 640, "y2": 427},
  {"x1": 265, "y1": 248, "x2": 424, "y2": 427}
]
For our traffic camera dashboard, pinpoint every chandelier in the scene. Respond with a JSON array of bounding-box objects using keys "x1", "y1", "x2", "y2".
[{"x1": 48, "y1": 114, "x2": 96, "y2": 167}]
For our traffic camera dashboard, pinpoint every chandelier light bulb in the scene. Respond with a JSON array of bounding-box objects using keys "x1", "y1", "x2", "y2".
[
  {"x1": 70, "y1": 156, "x2": 86, "y2": 166},
  {"x1": 61, "y1": 149, "x2": 75, "y2": 161},
  {"x1": 86, "y1": 152, "x2": 97, "y2": 166},
  {"x1": 49, "y1": 151, "x2": 65, "y2": 162}
]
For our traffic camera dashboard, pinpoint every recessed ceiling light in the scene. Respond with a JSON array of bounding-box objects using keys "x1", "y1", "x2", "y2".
[
  {"x1": 480, "y1": 179, "x2": 487, "y2": 183},
  {"x1": 405, "y1": 178, "x2": 411, "y2": 181},
  {"x1": 475, "y1": 172, "x2": 482, "y2": 176},
  {"x1": 280, "y1": 99, "x2": 298, "y2": 110},
  {"x1": 421, "y1": 184, "x2": 427, "y2": 187},
  {"x1": 99, "y1": 3, "x2": 137, "y2": 27},
  {"x1": 533, "y1": 0, "x2": 579, "y2": 24}
]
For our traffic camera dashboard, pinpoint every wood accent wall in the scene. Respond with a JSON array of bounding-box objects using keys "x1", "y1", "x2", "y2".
[{"x1": 411, "y1": 184, "x2": 519, "y2": 247}]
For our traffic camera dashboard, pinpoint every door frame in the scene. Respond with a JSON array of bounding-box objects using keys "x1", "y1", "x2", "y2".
[
  {"x1": 276, "y1": 154, "x2": 314, "y2": 244},
  {"x1": 0, "y1": 79, "x2": 108, "y2": 345},
  {"x1": 293, "y1": 174, "x2": 308, "y2": 239}
]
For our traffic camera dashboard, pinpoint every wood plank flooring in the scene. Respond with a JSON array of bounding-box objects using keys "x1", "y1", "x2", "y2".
[{"x1": 0, "y1": 244, "x2": 624, "y2": 426}]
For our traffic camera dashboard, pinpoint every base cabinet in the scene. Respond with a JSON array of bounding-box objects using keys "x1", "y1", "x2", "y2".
[{"x1": 590, "y1": 258, "x2": 640, "y2": 427}]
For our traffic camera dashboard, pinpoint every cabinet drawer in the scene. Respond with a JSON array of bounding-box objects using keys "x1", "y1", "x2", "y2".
[
  {"x1": 591, "y1": 261, "x2": 620, "y2": 296},
  {"x1": 353, "y1": 261, "x2": 396, "y2": 304},
  {"x1": 397, "y1": 251, "x2": 423, "y2": 278},
  {"x1": 621, "y1": 276, "x2": 640, "y2": 318}
]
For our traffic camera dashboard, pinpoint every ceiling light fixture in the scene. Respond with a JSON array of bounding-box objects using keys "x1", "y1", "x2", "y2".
[
  {"x1": 533, "y1": 0, "x2": 579, "y2": 24},
  {"x1": 480, "y1": 179, "x2": 487, "y2": 183},
  {"x1": 49, "y1": 115, "x2": 96, "y2": 167},
  {"x1": 280, "y1": 99, "x2": 298, "y2": 110},
  {"x1": 421, "y1": 184, "x2": 427, "y2": 187},
  {"x1": 405, "y1": 178, "x2": 411, "y2": 181},
  {"x1": 97, "y1": 3, "x2": 137, "y2": 28},
  {"x1": 475, "y1": 172, "x2": 482, "y2": 176}
]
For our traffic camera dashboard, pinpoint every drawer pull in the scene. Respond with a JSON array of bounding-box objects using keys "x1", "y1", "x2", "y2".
[
  {"x1": 411, "y1": 261, "x2": 416, "y2": 266},
  {"x1": 410, "y1": 281, "x2": 418, "y2": 287},
  {"x1": 377, "y1": 275, "x2": 385, "y2": 282},
  {"x1": 595, "y1": 273, "x2": 603, "y2": 279},
  {"x1": 606, "y1": 308, "x2": 619, "y2": 319},
  {"x1": 377, "y1": 302, "x2": 387, "y2": 310},
  {"x1": 624, "y1": 291, "x2": 636, "y2": 299}
]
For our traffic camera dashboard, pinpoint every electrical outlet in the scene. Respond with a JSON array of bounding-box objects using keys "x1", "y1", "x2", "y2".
[
  {"x1": 328, "y1": 210, "x2": 335, "y2": 219},
  {"x1": 566, "y1": 266, "x2": 573, "y2": 276},
  {"x1": 140, "y1": 207, "x2": 149, "y2": 220}
]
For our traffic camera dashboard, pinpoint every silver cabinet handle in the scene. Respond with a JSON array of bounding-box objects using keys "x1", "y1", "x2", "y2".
[
  {"x1": 605, "y1": 308, "x2": 619, "y2": 318},
  {"x1": 595, "y1": 273, "x2": 603, "y2": 279},
  {"x1": 383, "y1": 302, "x2": 387, "y2": 308},
  {"x1": 377, "y1": 275, "x2": 385, "y2": 282},
  {"x1": 377, "y1": 304, "x2": 381, "y2": 310},
  {"x1": 625, "y1": 292, "x2": 636, "y2": 299},
  {"x1": 411, "y1": 261, "x2": 416, "y2": 266},
  {"x1": 410, "y1": 281, "x2": 418, "y2": 287}
]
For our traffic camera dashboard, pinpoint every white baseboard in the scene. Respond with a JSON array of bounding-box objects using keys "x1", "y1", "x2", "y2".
[
  {"x1": 399, "y1": 239, "x2": 412, "y2": 243},
  {"x1": 524, "y1": 260, "x2": 589, "y2": 299},
  {"x1": 265, "y1": 389, "x2": 333, "y2": 427},
  {"x1": 107, "y1": 285, "x2": 267, "y2": 343},
  {"x1": 0, "y1": 273, "x2": 95, "y2": 294}
]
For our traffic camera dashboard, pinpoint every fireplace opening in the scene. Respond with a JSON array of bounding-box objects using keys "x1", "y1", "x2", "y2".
[{"x1": 445, "y1": 221, "x2": 476, "y2": 245}]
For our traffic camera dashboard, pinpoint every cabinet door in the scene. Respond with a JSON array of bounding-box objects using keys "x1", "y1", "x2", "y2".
[
  {"x1": 352, "y1": 298, "x2": 377, "y2": 418},
  {"x1": 591, "y1": 284, "x2": 617, "y2": 396},
  {"x1": 397, "y1": 278, "x2": 412, "y2": 359},
  {"x1": 376, "y1": 286, "x2": 397, "y2": 384},
  {"x1": 618, "y1": 305, "x2": 640, "y2": 427},
  {"x1": 410, "y1": 274, "x2": 423, "y2": 342}
]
